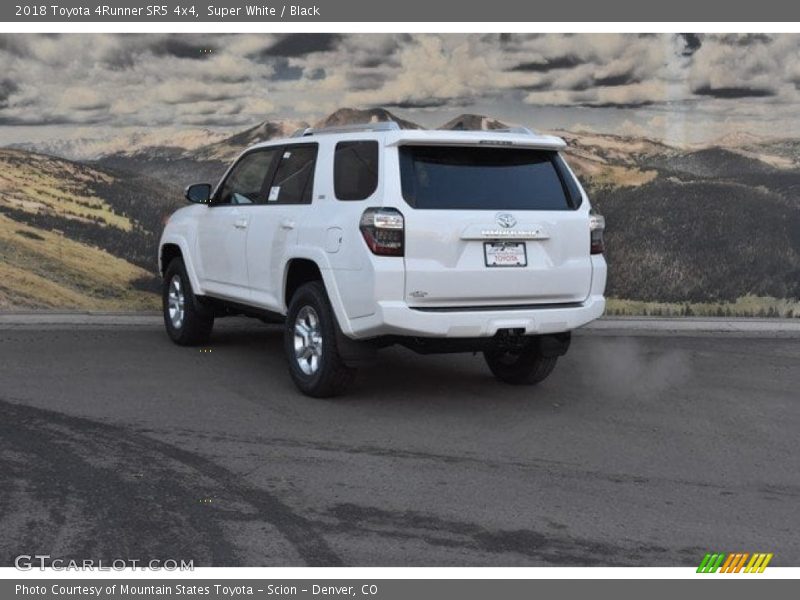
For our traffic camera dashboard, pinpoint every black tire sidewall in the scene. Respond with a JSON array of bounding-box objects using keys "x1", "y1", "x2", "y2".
[
  {"x1": 484, "y1": 345, "x2": 557, "y2": 385},
  {"x1": 162, "y1": 258, "x2": 213, "y2": 345},
  {"x1": 162, "y1": 260, "x2": 185, "y2": 342},
  {"x1": 284, "y1": 281, "x2": 353, "y2": 397}
]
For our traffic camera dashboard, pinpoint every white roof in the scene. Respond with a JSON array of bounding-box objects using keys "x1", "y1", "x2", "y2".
[
  {"x1": 249, "y1": 125, "x2": 567, "y2": 152},
  {"x1": 385, "y1": 129, "x2": 567, "y2": 150}
]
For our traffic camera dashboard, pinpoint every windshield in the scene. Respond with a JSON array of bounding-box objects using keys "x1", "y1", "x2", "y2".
[{"x1": 399, "y1": 145, "x2": 575, "y2": 210}]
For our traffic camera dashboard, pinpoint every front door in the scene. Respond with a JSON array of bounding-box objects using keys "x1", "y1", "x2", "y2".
[{"x1": 195, "y1": 148, "x2": 279, "y2": 302}]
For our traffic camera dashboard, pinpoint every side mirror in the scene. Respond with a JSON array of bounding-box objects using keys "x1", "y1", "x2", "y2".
[{"x1": 185, "y1": 183, "x2": 212, "y2": 204}]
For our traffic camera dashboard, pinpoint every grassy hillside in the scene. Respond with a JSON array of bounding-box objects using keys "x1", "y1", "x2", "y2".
[
  {"x1": 0, "y1": 149, "x2": 176, "y2": 310},
  {"x1": 559, "y1": 131, "x2": 668, "y2": 189},
  {"x1": 0, "y1": 213, "x2": 156, "y2": 310},
  {"x1": 594, "y1": 180, "x2": 800, "y2": 302},
  {"x1": 2, "y1": 112, "x2": 799, "y2": 316},
  {"x1": 0, "y1": 150, "x2": 131, "y2": 230},
  {"x1": 96, "y1": 154, "x2": 228, "y2": 194},
  {"x1": 586, "y1": 146, "x2": 800, "y2": 307}
]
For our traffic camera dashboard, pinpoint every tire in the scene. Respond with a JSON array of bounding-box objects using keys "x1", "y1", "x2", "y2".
[
  {"x1": 162, "y1": 257, "x2": 214, "y2": 346},
  {"x1": 483, "y1": 344, "x2": 558, "y2": 385},
  {"x1": 284, "y1": 281, "x2": 356, "y2": 398}
]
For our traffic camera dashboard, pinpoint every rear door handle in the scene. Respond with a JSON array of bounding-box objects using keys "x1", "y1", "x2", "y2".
[
  {"x1": 233, "y1": 218, "x2": 248, "y2": 229},
  {"x1": 280, "y1": 219, "x2": 296, "y2": 230}
]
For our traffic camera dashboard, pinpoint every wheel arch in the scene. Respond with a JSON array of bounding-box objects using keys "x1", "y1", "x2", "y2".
[
  {"x1": 284, "y1": 258, "x2": 323, "y2": 308},
  {"x1": 160, "y1": 243, "x2": 182, "y2": 276},
  {"x1": 282, "y1": 253, "x2": 354, "y2": 336},
  {"x1": 159, "y1": 236, "x2": 204, "y2": 296}
]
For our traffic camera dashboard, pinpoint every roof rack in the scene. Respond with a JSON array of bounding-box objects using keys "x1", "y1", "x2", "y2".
[
  {"x1": 291, "y1": 121, "x2": 401, "y2": 137},
  {"x1": 493, "y1": 126, "x2": 537, "y2": 135}
]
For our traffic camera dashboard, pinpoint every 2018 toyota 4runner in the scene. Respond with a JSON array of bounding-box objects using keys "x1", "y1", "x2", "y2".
[{"x1": 159, "y1": 122, "x2": 607, "y2": 397}]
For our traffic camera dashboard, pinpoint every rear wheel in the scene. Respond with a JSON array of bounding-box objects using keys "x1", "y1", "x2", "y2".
[
  {"x1": 284, "y1": 281, "x2": 356, "y2": 397},
  {"x1": 162, "y1": 258, "x2": 214, "y2": 346},
  {"x1": 483, "y1": 345, "x2": 557, "y2": 385}
]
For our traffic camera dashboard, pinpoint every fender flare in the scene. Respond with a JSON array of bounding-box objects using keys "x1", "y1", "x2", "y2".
[
  {"x1": 159, "y1": 235, "x2": 205, "y2": 297},
  {"x1": 281, "y1": 248, "x2": 356, "y2": 337}
]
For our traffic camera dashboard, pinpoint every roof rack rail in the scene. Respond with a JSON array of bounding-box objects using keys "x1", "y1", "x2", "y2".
[
  {"x1": 291, "y1": 121, "x2": 402, "y2": 137},
  {"x1": 494, "y1": 126, "x2": 537, "y2": 135}
]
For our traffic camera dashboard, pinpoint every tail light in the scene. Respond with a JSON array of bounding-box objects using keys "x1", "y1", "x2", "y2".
[
  {"x1": 589, "y1": 213, "x2": 605, "y2": 255},
  {"x1": 360, "y1": 207, "x2": 404, "y2": 256}
]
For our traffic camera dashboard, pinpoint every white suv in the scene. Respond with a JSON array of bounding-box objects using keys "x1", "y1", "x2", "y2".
[{"x1": 159, "y1": 122, "x2": 606, "y2": 397}]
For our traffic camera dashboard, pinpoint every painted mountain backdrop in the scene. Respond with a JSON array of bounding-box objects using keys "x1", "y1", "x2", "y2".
[{"x1": 2, "y1": 107, "x2": 799, "y2": 316}]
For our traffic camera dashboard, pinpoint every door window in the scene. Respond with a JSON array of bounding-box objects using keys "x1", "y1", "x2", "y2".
[
  {"x1": 217, "y1": 149, "x2": 278, "y2": 205},
  {"x1": 266, "y1": 145, "x2": 318, "y2": 205}
]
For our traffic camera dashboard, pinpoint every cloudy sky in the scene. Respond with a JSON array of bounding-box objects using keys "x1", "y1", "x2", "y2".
[{"x1": 1, "y1": 32, "x2": 800, "y2": 145}]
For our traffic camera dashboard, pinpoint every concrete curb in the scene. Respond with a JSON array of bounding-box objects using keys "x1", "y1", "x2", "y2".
[
  {"x1": 0, "y1": 312, "x2": 798, "y2": 337},
  {"x1": 580, "y1": 316, "x2": 800, "y2": 337},
  {"x1": 0, "y1": 312, "x2": 163, "y2": 327}
]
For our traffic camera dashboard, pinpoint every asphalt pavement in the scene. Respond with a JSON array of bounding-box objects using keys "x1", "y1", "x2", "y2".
[{"x1": 1, "y1": 317, "x2": 798, "y2": 567}]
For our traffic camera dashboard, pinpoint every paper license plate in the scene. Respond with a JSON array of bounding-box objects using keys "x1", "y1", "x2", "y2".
[{"x1": 484, "y1": 242, "x2": 527, "y2": 267}]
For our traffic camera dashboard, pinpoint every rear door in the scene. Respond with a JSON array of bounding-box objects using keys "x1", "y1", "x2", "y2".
[
  {"x1": 398, "y1": 145, "x2": 592, "y2": 307},
  {"x1": 246, "y1": 143, "x2": 319, "y2": 310}
]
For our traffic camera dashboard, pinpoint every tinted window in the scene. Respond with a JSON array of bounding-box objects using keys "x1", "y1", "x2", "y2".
[
  {"x1": 399, "y1": 146, "x2": 572, "y2": 210},
  {"x1": 267, "y1": 145, "x2": 318, "y2": 205},
  {"x1": 555, "y1": 154, "x2": 583, "y2": 208},
  {"x1": 217, "y1": 149, "x2": 278, "y2": 205},
  {"x1": 334, "y1": 141, "x2": 379, "y2": 200}
]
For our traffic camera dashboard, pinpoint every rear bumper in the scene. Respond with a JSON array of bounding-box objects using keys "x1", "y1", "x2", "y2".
[{"x1": 346, "y1": 294, "x2": 605, "y2": 339}]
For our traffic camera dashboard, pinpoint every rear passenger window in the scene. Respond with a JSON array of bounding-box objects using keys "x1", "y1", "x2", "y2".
[
  {"x1": 334, "y1": 141, "x2": 379, "y2": 200},
  {"x1": 267, "y1": 144, "x2": 318, "y2": 205}
]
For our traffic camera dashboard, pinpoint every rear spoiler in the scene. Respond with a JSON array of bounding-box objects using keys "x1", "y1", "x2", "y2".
[{"x1": 385, "y1": 130, "x2": 567, "y2": 151}]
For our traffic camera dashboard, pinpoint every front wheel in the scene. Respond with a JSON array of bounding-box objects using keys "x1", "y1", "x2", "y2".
[
  {"x1": 284, "y1": 282, "x2": 356, "y2": 398},
  {"x1": 483, "y1": 345, "x2": 558, "y2": 385},
  {"x1": 162, "y1": 258, "x2": 214, "y2": 346}
]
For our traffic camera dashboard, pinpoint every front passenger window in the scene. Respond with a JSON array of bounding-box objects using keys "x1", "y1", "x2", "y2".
[{"x1": 217, "y1": 149, "x2": 277, "y2": 205}]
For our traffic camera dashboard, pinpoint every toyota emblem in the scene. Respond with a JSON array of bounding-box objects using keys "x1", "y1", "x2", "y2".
[{"x1": 495, "y1": 213, "x2": 517, "y2": 228}]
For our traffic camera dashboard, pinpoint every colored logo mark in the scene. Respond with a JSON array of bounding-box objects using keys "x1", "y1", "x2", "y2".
[{"x1": 697, "y1": 552, "x2": 773, "y2": 573}]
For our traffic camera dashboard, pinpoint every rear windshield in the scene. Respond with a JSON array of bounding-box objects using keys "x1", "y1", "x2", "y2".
[{"x1": 399, "y1": 146, "x2": 575, "y2": 210}]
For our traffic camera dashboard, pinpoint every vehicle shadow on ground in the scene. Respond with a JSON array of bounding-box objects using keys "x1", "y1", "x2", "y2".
[
  {"x1": 184, "y1": 321, "x2": 699, "y2": 415},
  {"x1": 185, "y1": 321, "x2": 589, "y2": 411}
]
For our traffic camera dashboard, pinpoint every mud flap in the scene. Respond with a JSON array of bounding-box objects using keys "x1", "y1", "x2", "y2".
[
  {"x1": 537, "y1": 332, "x2": 571, "y2": 357},
  {"x1": 334, "y1": 322, "x2": 378, "y2": 367}
]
